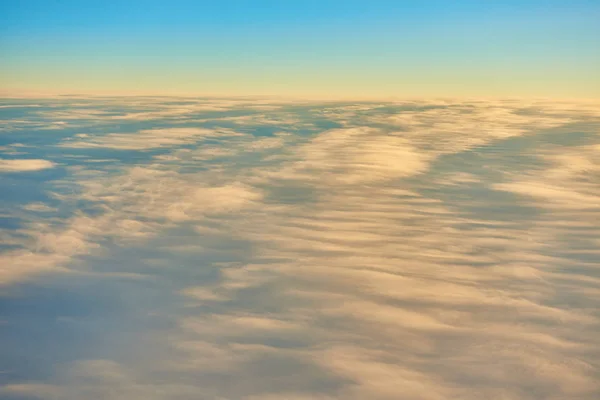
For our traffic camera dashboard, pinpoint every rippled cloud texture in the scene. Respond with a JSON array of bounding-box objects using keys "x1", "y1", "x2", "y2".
[{"x1": 1, "y1": 97, "x2": 599, "y2": 399}]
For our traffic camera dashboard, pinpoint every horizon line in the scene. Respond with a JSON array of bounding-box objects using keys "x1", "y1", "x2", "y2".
[{"x1": 1, "y1": 89, "x2": 599, "y2": 103}]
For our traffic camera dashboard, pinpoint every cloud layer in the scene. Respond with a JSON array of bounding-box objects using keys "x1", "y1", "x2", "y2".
[{"x1": 0, "y1": 97, "x2": 599, "y2": 399}]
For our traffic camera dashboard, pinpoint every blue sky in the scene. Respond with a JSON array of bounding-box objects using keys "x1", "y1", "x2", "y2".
[{"x1": 1, "y1": 0, "x2": 599, "y2": 97}]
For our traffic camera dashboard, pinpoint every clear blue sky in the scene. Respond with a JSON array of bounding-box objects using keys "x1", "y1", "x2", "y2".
[{"x1": 1, "y1": 0, "x2": 599, "y2": 97}]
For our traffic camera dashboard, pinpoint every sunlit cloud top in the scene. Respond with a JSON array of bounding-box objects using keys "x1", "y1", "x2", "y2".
[{"x1": 1, "y1": 95, "x2": 599, "y2": 399}]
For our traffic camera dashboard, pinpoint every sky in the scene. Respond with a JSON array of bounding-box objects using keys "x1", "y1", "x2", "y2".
[
  {"x1": 1, "y1": 0, "x2": 599, "y2": 98},
  {"x1": 2, "y1": 3, "x2": 600, "y2": 400}
]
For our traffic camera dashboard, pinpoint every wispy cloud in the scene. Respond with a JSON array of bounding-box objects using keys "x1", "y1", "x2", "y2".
[
  {"x1": 0, "y1": 159, "x2": 56, "y2": 172},
  {"x1": 1, "y1": 97, "x2": 599, "y2": 399},
  {"x1": 60, "y1": 128, "x2": 243, "y2": 150}
]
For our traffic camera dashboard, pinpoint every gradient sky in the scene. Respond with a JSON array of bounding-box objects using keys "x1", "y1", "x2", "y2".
[{"x1": 1, "y1": 0, "x2": 599, "y2": 98}]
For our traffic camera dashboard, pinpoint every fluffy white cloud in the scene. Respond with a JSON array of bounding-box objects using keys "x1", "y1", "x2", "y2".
[{"x1": 0, "y1": 158, "x2": 56, "y2": 172}]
